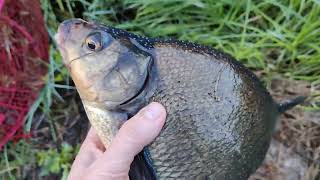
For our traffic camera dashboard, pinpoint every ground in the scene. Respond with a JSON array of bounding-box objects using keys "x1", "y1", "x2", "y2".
[
  {"x1": 250, "y1": 78, "x2": 319, "y2": 180},
  {"x1": 0, "y1": 0, "x2": 319, "y2": 179}
]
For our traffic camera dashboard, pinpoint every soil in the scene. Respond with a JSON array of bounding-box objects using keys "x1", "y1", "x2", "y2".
[{"x1": 250, "y1": 76, "x2": 320, "y2": 180}]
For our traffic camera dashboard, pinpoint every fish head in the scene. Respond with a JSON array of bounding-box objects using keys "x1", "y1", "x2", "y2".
[{"x1": 55, "y1": 19, "x2": 152, "y2": 109}]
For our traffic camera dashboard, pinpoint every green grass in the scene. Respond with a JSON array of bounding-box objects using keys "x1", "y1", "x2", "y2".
[
  {"x1": 47, "y1": 0, "x2": 320, "y2": 104},
  {"x1": 0, "y1": 141, "x2": 36, "y2": 180},
  {"x1": 77, "y1": 0, "x2": 320, "y2": 81},
  {"x1": 41, "y1": 0, "x2": 320, "y2": 96},
  {"x1": 1, "y1": 0, "x2": 319, "y2": 179}
]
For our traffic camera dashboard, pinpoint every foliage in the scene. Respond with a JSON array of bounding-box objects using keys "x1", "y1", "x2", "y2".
[
  {"x1": 1, "y1": 0, "x2": 319, "y2": 179},
  {"x1": 73, "y1": 0, "x2": 320, "y2": 82},
  {"x1": 36, "y1": 143, "x2": 80, "y2": 179},
  {"x1": 0, "y1": 141, "x2": 36, "y2": 179},
  {"x1": 42, "y1": 0, "x2": 320, "y2": 103}
]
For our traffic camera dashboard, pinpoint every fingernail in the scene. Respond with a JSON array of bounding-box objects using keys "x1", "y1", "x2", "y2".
[{"x1": 143, "y1": 102, "x2": 162, "y2": 120}]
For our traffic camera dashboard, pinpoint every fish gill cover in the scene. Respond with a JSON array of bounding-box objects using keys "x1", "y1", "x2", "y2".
[{"x1": 0, "y1": 0, "x2": 49, "y2": 149}]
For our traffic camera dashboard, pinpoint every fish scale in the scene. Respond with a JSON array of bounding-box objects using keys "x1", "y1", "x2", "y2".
[
  {"x1": 144, "y1": 46, "x2": 277, "y2": 179},
  {"x1": 55, "y1": 19, "x2": 306, "y2": 180}
]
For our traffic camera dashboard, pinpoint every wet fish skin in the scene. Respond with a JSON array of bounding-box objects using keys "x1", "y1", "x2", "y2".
[{"x1": 55, "y1": 19, "x2": 304, "y2": 180}]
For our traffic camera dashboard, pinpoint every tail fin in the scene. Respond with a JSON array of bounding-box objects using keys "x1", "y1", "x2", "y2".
[{"x1": 278, "y1": 96, "x2": 307, "y2": 113}]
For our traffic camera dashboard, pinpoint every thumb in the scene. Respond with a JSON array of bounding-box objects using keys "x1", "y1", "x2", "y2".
[{"x1": 88, "y1": 102, "x2": 166, "y2": 178}]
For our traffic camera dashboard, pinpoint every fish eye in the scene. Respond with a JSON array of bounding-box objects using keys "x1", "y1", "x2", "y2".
[{"x1": 85, "y1": 32, "x2": 103, "y2": 51}]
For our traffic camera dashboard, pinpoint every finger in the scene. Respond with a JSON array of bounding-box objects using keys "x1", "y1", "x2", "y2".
[
  {"x1": 68, "y1": 128, "x2": 104, "y2": 180},
  {"x1": 88, "y1": 102, "x2": 166, "y2": 177},
  {"x1": 83, "y1": 127, "x2": 106, "y2": 151},
  {"x1": 75, "y1": 128, "x2": 105, "y2": 165},
  {"x1": 109, "y1": 102, "x2": 166, "y2": 157}
]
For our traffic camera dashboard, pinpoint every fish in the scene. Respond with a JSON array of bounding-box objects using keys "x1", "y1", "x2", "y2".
[{"x1": 55, "y1": 18, "x2": 305, "y2": 180}]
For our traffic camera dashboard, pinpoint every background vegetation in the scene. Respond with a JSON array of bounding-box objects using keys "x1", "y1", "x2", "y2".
[{"x1": 0, "y1": 0, "x2": 319, "y2": 179}]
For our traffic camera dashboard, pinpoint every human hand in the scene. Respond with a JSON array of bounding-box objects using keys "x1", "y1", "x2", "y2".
[{"x1": 68, "y1": 102, "x2": 166, "y2": 180}]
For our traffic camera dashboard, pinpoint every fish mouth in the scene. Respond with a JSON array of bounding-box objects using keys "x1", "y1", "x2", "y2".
[
  {"x1": 55, "y1": 19, "x2": 88, "y2": 44},
  {"x1": 54, "y1": 19, "x2": 90, "y2": 66},
  {"x1": 55, "y1": 20, "x2": 71, "y2": 46},
  {"x1": 54, "y1": 22, "x2": 71, "y2": 65}
]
